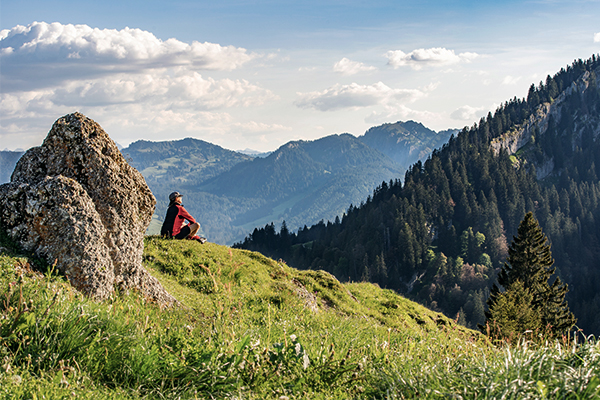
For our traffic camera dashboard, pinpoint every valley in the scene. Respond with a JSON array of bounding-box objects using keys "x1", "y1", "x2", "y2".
[{"x1": 120, "y1": 122, "x2": 453, "y2": 244}]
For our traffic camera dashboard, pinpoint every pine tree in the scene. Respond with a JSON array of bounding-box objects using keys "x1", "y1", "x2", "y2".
[
  {"x1": 483, "y1": 212, "x2": 576, "y2": 338},
  {"x1": 486, "y1": 280, "x2": 541, "y2": 341}
]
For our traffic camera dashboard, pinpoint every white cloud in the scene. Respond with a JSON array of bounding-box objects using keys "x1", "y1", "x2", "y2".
[
  {"x1": 594, "y1": 32, "x2": 600, "y2": 42},
  {"x1": 295, "y1": 82, "x2": 426, "y2": 111},
  {"x1": 0, "y1": 96, "x2": 291, "y2": 150},
  {"x1": 1, "y1": 71, "x2": 277, "y2": 116},
  {"x1": 333, "y1": 58, "x2": 377, "y2": 75},
  {"x1": 385, "y1": 47, "x2": 478, "y2": 70},
  {"x1": 298, "y1": 66, "x2": 318, "y2": 72},
  {"x1": 232, "y1": 121, "x2": 292, "y2": 133},
  {"x1": 116, "y1": 108, "x2": 289, "y2": 136},
  {"x1": 114, "y1": 108, "x2": 235, "y2": 133},
  {"x1": 0, "y1": 70, "x2": 279, "y2": 152},
  {"x1": 502, "y1": 75, "x2": 522, "y2": 85},
  {"x1": 0, "y1": 21, "x2": 259, "y2": 91},
  {"x1": 0, "y1": 22, "x2": 287, "y2": 152},
  {"x1": 450, "y1": 105, "x2": 487, "y2": 121}
]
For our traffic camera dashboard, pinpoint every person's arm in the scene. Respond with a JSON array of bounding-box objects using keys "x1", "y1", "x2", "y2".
[{"x1": 178, "y1": 206, "x2": 196, "y2": 225}]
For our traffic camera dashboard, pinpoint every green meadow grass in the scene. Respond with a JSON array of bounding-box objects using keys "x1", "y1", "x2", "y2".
[{"x1": 1, "y1": 235, "x2": 598, "y2": 399}]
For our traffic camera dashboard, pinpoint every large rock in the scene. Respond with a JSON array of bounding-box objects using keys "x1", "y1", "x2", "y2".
[{"x1": 0, "y1": 113, "x2": 176, "y2": 305}]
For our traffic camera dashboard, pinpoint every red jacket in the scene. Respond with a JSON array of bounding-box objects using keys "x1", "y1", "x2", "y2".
[{"x1": 160, "y1": 203, "x2": 196, "y2": 237}]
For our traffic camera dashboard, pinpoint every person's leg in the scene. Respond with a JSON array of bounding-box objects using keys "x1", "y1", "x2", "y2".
[
  {"x1": 174, "y1": 225, "x2": 191, "y2": 239},
  {"x1": 187, "y1": 222, "x2": 200, "y2": 238}
]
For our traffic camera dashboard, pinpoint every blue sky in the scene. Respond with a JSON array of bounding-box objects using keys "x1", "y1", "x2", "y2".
[{"x1": 1, "y1": 0, "x2": 600, "y2": 152}]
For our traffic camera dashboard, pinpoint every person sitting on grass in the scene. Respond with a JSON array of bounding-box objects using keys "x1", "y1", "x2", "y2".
[{"x1": 160, "y1": 191, "x2": 206, "y2": 243}]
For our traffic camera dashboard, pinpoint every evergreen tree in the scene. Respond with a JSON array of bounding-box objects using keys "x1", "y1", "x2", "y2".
[
  {"x1": 485, "y1": 280, "x2": 541, "y2": 341},
  {"x1": 470, "y1": 290, "x2": 487, "y2": 328},
  {"x1": 483, "y1": 212, "x2": 576, "y2": 338}
]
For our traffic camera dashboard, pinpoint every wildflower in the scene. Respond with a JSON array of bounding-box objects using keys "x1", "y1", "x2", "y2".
[
  {"x1": 303, "y1": 352, "x2": 310, "y2": 370},
  {"x1": 290, "y1": 334, "x2": 297, "y2": 342},
  {"x1": 12, "y1": 375, "x2": 22, "y2": 385},
  {"x1": 295, "y1": 342, "x2": 302, "y2": 356},
  {"x1": 3, "y1": 359, "x2": 11, "y2": 373}
]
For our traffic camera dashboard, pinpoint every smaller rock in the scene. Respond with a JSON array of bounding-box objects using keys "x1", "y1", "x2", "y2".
[{"x1": 292, "y1": 278, "x2": 319, "y2": 312}]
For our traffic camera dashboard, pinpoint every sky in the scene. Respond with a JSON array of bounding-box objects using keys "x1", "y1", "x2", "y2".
[{"x1": 1, "y1": 1, "x2": 600, "y2": 152}]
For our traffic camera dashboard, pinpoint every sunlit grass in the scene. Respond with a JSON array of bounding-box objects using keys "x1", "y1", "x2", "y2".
[{"x1": 1, "y1": 235, "x2": 598, "y2": 399}]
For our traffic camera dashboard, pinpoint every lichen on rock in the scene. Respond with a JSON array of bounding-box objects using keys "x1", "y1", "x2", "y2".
[{"x1": 0, "y1": 112, "x2": 176, "y2": 306}]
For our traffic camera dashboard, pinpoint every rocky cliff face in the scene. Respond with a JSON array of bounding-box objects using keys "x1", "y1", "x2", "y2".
[
  {"x1": 490, "y1": 69, "x2": 600, "y2": 179},
  {"x1": 0, "y1": 113, "x2": 176, "y2": 305},
  {"x1": 490, "y1": 102, "x2": 556, "y2": 156}
]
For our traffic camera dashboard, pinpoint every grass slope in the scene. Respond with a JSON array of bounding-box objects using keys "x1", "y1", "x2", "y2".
[
  {"x1": 1, "y1": 234, "x2": 599, "y2": 399},
  {"x1": 143, "y1": 237, "x2": 473, "y2": 335}
]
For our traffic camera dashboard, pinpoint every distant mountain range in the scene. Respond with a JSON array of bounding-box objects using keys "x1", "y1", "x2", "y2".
[
  {"x1": 192, "y1": 133, "x2": 403, "y2": 242},
  {"x1": 236, "y1": 148, "x2": 271, "y2": 158},
  {"x1": 0, "y1": 151, "x2": 24, "y2": 183},
  {"x1": 1, "y1": 121, "x2": 457, "y2": 244}
]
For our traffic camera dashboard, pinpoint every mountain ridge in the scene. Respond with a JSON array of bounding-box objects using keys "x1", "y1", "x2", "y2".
[
  {"x1": 123, "y1": 137, "x2": 253, "y2": 185},
  {"x1": 199, "y1": 133, "x2": 400, "y2": 199},
  {"x1": 120, "y1": 122, "x2": 450, "y2": 244}
]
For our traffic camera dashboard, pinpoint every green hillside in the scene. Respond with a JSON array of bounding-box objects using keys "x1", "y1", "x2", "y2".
[
  {"x1": 142, "y1": 236, "x2": 469, "y2": 334},
  {"x1": 2, "y1": 231, "x2": 599, "y2": 398}
]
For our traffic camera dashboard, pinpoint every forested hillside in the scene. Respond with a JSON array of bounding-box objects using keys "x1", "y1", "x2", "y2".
[
  {"x1": 123, "y1": 137, "x2": 253, "y2": 184},
  {"x1": 236, "y1": 55, "x2": 600, "y2": 335}
]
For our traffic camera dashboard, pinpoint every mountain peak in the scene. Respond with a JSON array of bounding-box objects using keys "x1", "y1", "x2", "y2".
[{"x1": 359, "y1": 120, "x2": 456, "y2": 168}]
